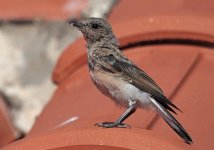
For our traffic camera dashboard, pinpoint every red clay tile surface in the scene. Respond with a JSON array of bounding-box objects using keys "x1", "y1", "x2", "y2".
[
  {"x1": 0, "y1": 96, "x2": 16, "y2": 148},
  {"x1": 109, "y1": 0, "x2": 214, "y2": 23},
  {"x1": 2, "y1": 128, "x2": 189, "y2": 150},
  {"x1": 0, "y1": 0, "x2": 88, "y2": 20}
]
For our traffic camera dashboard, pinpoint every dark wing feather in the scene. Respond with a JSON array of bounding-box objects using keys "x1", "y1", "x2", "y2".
[{"x1": 98, "y1": 53, "x2": 181, "y2": 113}]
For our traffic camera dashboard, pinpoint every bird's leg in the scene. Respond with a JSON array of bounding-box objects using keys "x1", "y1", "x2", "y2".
[{"x1": 95, "y1": 101, "x2": 136, "y2": 128}]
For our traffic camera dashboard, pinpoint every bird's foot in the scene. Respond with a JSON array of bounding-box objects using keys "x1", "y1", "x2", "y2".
[{"x1": 95, "y1": 122, "x2": 130, "y2": 128}]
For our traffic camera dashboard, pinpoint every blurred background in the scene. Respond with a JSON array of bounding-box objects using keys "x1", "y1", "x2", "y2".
[{"x1": 0, "y1": 0, "x2": 116, "y2": 135}]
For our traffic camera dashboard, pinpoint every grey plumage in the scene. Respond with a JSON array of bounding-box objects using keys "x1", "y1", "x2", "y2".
[{"x1": 68, "y1": 17, "x2": 193, "y2": 144}]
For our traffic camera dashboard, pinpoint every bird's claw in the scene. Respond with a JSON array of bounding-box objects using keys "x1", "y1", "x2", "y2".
[{"x1": 94, "y1": 122, "x2": 131, "y2": 128}]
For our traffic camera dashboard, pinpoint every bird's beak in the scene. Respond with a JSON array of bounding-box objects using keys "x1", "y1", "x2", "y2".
[{"x1": 67, "y1": 19, "x2": 82, "y2": 28}]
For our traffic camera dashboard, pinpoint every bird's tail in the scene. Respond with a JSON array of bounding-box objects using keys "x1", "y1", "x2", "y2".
[{"x1": 149, "y1": 97, "x2": 193, "y2": 144}]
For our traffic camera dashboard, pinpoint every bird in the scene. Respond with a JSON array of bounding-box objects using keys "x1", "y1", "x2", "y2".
[{"x1": 68, "y1": 17, "x2": 193, "y2": 144}]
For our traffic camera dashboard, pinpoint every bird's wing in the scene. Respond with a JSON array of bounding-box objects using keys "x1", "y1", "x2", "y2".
[{"x1": 97, "y1": 52, "x2": 181, "y2": 113}]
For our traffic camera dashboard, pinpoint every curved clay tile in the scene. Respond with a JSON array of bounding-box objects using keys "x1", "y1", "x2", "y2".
[
  {"x1": 0, "y1": 95, "x2": 16, "y2": 148},
  {"x1": 0, "y1": 0, "x2": 88, "y2": 20}
]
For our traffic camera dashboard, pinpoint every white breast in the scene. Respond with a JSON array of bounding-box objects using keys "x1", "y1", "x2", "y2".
[{"x1": 90, "y1": 71, "x2": 152, "y2": 108}]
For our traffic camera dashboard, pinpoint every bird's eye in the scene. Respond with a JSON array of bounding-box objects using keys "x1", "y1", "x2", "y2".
[{"x1": 92, "y1": 23, "x2": 99, "y2": 29}]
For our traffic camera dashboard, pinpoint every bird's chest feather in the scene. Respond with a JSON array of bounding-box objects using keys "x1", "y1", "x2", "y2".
[{"x1": 89, "y1": 71, "x2": 150, "y2": 107}]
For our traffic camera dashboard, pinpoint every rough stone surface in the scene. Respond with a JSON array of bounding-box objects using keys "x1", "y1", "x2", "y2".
[
  {"x1": 83, "y1": 0, "x2": 117, "y2": 18},
  {"x1": 0, "y1": 0, "x2": 116, "y2": 134},
  {"x1": 0, "y1": 21, "x2": 80, "y2": 133}
]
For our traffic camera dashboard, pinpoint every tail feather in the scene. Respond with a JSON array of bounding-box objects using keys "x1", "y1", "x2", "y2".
[{"x1": 149, "y1": 97, "x2": 193, "y2": 144}]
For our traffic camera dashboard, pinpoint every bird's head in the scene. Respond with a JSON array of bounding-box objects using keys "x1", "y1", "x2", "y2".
[{"x1": 68, "y1": 17, "x2": 119, "y2": 47}]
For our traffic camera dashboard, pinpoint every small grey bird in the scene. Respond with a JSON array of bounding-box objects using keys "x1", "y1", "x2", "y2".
[{"x1": 68, "y1": 17, "x2": 192, "y2": 144}]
